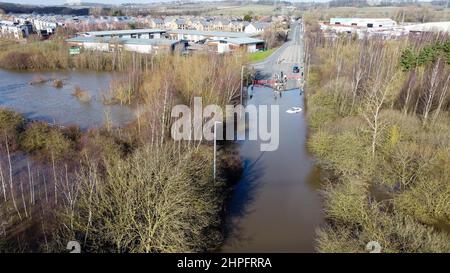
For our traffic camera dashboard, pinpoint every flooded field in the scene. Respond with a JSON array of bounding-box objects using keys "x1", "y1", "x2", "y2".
[{"x1": 0, "y1": 69, "x2": 135, "y2": 128}]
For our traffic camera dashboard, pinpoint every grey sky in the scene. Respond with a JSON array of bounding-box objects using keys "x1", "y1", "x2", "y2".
[
  {"x1": 1, "y1": 0, "x2": 331, "y2": 5},
  {"x1": 0, "y1": 0, "x2": 433, "y2": 6}
]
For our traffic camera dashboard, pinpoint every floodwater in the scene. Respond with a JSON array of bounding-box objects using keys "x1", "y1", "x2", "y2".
[
  {"x1": 0, "y1": 68, "x2": 135, "y2": 128},
  {"x1": 221, "y1": 86, "x2": 324, "y2": 253}
]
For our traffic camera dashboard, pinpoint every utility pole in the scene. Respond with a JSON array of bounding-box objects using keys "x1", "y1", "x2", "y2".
[
  {"x1": 240, "y1": 65, "x2": 245, "y2": 106},
  {"x1": 213, "y1": 121, "x2": 222, "y2": 181}
]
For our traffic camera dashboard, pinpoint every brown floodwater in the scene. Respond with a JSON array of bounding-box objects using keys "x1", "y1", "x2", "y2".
[
  {"x1": 0, "y1": 68, "x2": 134, "y2": 128},
  {"x1": 221, "y1": 85, "x2": 324, "y2": 253}
]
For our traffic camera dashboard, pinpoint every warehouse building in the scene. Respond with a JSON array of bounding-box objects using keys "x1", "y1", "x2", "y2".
[
  {"x1": 206, "y1": 37, "x2": 265, "y2": 53},
  {"x1": 66, "y1": 36, "x2": 186, "y2": 54},
  {"x1": 167, "y1": 29, "x2": 254, "y2": 43},
  {"x1": 79, "y1": 29, "x2": 167, "y2": 39},
  {"x1": 329, "y1": 18, "x2": 397, "y2": 29}
]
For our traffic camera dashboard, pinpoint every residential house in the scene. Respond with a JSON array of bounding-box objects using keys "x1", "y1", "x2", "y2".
[
  {"x1": 149, "y1": 18, "x2": 165, "y2": 29},
  {"x1": 244, "y1": 22, "x2": 271, "y2": 35},
  {"x1": 0, "y1": 20, "x2": 30, "y2": 39}
]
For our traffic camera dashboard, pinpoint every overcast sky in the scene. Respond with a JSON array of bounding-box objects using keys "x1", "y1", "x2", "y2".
[
  {"x1": 1, "y1": 0, "x2": 333, "y2": 5},
  {"x1": 0, "y1": 0, "x2": 434, "y2": 5}
]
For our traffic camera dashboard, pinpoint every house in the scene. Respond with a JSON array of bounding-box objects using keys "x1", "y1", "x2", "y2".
[
  {"x1": 149, "y1": 18, "x2": 164, "y2": 29},
  {"x1": 230, "y1": 21, "x2": 246, "y2": 32},
  {"x1": 206, "y1": 37, "x2": 265, "y2": 53},
  {"x1": 66, "y1": 36, "x2": 186, "y2": 54},
  {"x1": 164, "y1": 18, "x2": 189, "y2": 30},
  {"x1": 0, "y1": 20, "x2": 30, "y2": 39},
  {"x1": 176, "y1": 19, "x2": 189, "y2": 30},
  {"x1": 244, "y1": 22, "x2": 271, "y2": 35},
  {"x1": 190, "y1": 19, "x2": 209, "y2": 31},
  {"x1": 32, "y1": 17, "x2": 59, "y2": 34}
]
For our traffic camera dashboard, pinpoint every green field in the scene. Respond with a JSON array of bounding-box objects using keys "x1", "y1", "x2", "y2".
[
  {"x1": 248, "y1": 48, "x2": 277, "y2": 62},
  {"x1": 207, "y1": 4, "x2": 276, "y2": 16}
]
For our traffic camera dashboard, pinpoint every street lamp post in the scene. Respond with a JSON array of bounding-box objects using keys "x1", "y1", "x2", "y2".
[
  {"x1": 213, "y1": 121, "x2": 222, "y2": 180},
  {"x1": 240, "y1": 65, "x2": 245, "y2": 106}
]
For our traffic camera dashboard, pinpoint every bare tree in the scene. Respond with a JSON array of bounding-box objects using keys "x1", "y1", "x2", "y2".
[
  {"x1": 363, "y1": 46, "x2": 399, "y2": 156},
  {"x1": 432, "y1": 72, "x2": 450, "y2": 124},
  {"x1": 422, "y1": 58, "x2": 444, "y2": 126}
]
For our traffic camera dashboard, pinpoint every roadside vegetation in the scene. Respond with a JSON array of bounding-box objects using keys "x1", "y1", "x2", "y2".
[
  {"x1": 0, "y1": 39, "x2": 245, "y2": 252},
  {"x1": 0, "y1": 35, "x2": 158, "y2": 71},
  {"x1": 304, "y1": 18, "x2": 450, "y2": 253},
  {"x1": 248, "y1": 48, "x2": 277, "y2": 62}
]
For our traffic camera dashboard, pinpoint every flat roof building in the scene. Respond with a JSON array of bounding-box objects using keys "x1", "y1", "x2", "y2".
[
  {"x1": 329, "y1": 18, "x2": 397, "y2": 29},
  {"x1": 206, "y1": 37, "x2": 264, "y2": 53},
  {"x1": 67, "y1": 36, "x2": 185, "y2": 54},
  {"x1": 80, "y1": 29, "x2": 167, "y2": 39},
  {"x1": 167, "y1": 29, "x2": 254, "y2": 43},
  {"x1": 404, "y1": 22, "x2": 450, "y2": 33}
]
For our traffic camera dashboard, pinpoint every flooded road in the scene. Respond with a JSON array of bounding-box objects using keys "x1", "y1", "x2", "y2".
[
  {"x1": 221, "y1": 23, "x2": 324, "y2": 252},
  {"x1": 0, "y1": 69, "x2": 135, "y2": 128}
]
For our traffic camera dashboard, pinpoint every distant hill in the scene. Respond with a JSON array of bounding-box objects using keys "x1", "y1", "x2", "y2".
[{"x1": 0, "y1": 2, "x2": 90, "y2": 15}]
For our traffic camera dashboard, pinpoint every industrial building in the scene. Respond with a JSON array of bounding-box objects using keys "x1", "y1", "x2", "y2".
[
  {"x1": 206, "y1": 37, "x2": 265, "y2": 53},
  {"x1": 66, "y1": 36, "x2": 186, "y2": 55},
  {"x1": 404, "y1": 22, "x2": 450, "y2": 34},
  {"x1": 166, "y1": 29, "x2": 255, "y2": 43},
  {"x1": 68, "y1": 28, "x2": 264, "y2": 54},
  {"x1": 80, "y1": 29, "x2": 167, "y2": 39},
  {"x1": 329, "y1": 18, "x2": 397, "y2": 29}
]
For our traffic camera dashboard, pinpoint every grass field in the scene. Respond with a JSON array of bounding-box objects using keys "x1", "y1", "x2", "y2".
[
  {"x1": 207, "y1": 4, "x2": 276, "y2": 16},
  {"x1": 248, "y1": 48, "x2": 277, "y2": 62}
]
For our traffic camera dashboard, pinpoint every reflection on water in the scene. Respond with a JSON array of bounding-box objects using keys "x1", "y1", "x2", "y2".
[
  {"x1": 221, "y1": 86, "x2": 324, "y2": 253},
  {"x1": 0, "y1": 69, "x2": 135, "y2": 128}
]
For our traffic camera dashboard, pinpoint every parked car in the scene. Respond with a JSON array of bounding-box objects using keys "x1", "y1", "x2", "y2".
[{"x1": 292, "y1": 65, "x2": 300, "y2": 73}]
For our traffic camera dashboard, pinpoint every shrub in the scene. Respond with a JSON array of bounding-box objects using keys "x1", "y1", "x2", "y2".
[
  {"x1": 21, "y1": 122, "x2": 73, "y2": 160},
  {"x1": 72, "y1": 86, "x2": 91, "y2": 102},
  {"x1": 395, "y1": 177, "x2": 450, "y2": 228},
  {"x1": 55, "y1": 144, "x2": 224, "y2": 253},
  {"x1": 52, "y1": 79, "x2": 64, "y2": 88},
  {"x1": 0, "y1": 108, "x2": 25, "y2": 149},
  {"x1": 0, "y1": 51, "x2": 31, "y2": 70}
]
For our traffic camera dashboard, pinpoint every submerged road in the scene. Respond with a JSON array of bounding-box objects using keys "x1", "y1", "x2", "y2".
[{"x1": 221, "y1": 22, "x2": 324, "y2": 253}]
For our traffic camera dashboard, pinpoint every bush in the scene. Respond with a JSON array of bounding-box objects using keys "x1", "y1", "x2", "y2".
[
  {"x1": 72, "y1": 86, "x2": 91, "y2": 102},
  {"x1": 21, "y1": 122, "x2": 73, "y2": 160},
  {"x1": 55, "y1": 144, "x2": 224, "y2": 253},
  {"x1": 0, "y1": 108, "x2": 25, "y2": 149},
  {"x1": 306, "y1": 32, "x2": 450, "y2": 252},
  {"x1": 52, "y1": 79, "x2": 64, "y2": 88},
  {"x1": 317, "y1": 211, "x2": 450, "y2": 253},
  {"x1": 0, "y1": 51, "x2": 32, "y2": 70},
  {"x1": 396, "y1": 177, "x2": 450, "y2": 228}
]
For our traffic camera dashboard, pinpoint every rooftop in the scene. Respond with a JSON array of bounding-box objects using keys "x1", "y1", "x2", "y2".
[
  {"x1": 80, "y1": 29, "x2": 167, "y2": 36},
  {"x1": 67, "y1": 36, "x2": 179, "y2": 46},
  {"x1": 404, "y1": 22, "x2": 450, "y2": 33},
  {"x1": 168, "y1": 29, "x2": 253, "y2": 38},
  {"x1": 212, "y1": 37, "x2": 264, "y2": 45}
]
